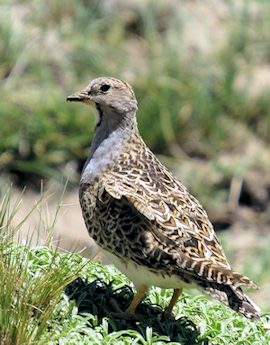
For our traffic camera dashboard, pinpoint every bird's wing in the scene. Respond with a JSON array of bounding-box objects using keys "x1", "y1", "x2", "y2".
[{"x1": 101, "y1": 143, "x2": 257, "y2": 289}]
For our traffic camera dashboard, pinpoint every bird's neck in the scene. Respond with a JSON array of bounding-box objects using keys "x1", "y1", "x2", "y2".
[
  {"x1": 90, "y1": 107, "x2": 138, "y2": 156},
  {"x1": 81, "y1": 108, "x2": 139, "y2": 181}
]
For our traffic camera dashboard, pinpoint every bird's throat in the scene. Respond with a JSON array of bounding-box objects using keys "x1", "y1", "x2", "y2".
[{"x1": 81, "y1": 108, "x2": 138, "y2": 182}]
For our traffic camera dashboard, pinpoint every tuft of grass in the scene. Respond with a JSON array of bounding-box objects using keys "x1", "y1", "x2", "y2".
[{"x1": 0, "y1": 187, "x2": 81, "y2": 345}]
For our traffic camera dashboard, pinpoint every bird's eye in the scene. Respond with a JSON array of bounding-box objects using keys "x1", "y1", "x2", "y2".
[{"x1": 100, "y1": 84, "x2": 110, "y2": 92}]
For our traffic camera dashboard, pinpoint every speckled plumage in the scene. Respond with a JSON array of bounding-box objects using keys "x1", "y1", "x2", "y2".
[{"x1": 67, "y1": 77, "x2": 260, "y2": 320}]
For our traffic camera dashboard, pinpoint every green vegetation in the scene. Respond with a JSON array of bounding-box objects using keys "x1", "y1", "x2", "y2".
[
  {"x1": 0, "y1": 188, "x2": 80, "y2": 344},
  {"x1": 0, "y1": 189, "x2": 269, "y2": 344}
]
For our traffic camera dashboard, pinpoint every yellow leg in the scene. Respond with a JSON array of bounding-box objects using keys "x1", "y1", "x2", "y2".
[
  {"x1": 125, "y1": 284, "x2": 148, "y2": 317},
  {"x1": 166, "y1": 288, "x2": 182, "y2": 313},
  {"x1": 107, "y1": 284, "x2": 148, "y2": 320}
]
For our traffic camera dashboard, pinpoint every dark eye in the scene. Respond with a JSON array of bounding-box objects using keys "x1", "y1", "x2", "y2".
[{"x1": 100, "y1": 84, "x2": 110, "y2": 92}]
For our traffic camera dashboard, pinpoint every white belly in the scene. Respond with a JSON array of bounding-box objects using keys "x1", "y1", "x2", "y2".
[{"x1": 101, "y1": 248, "x2": 194, "y2": 290}]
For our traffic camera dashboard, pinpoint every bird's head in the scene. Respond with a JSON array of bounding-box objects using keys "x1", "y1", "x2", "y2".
[{"x1": 67, "y1": 77, "x2": 138, "y2": 115}]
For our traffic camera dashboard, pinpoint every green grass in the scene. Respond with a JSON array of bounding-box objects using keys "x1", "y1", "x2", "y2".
[
  {"x1": 0, "y1": 245, "x2": 269, "y2": 345},
  {"x1": 0, "y1": 188, "x2": 81, "y2": 344},
  {"x1": 0, "y1": 188, "x2": 270, "y2": 344}
]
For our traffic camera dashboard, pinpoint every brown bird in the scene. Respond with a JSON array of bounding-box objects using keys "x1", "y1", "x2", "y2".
[{"x1": 67, "y1": 77, "x2": 260, "y2": 320}]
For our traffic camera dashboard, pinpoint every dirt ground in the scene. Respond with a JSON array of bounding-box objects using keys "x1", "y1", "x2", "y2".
[{"x1": 11, "y1": 188, "x2": 99, "y2": 259}]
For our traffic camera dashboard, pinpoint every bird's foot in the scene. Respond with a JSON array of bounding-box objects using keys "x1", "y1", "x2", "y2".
[
  {"x1": 105, "y1": 298, "x2": 137, "y2": 321},
  {"x1": 164, "y1": 307, "x2": 174, "y2": 318}
]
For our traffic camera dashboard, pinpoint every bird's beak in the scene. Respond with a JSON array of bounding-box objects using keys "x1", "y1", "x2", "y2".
[{"x1": 66, "y1": 89, "x2": 92, "y2": 103}]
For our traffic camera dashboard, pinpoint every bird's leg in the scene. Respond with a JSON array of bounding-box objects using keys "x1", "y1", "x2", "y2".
[
  {"x1": 125, "y1": 284, "x2": 148, "y2": 317},
  {"x1": 165, "y1": 288, "x2": 182, "y2": 314},
  {"x1": 107, "y1": 284, "x2": 148, "y2": 320}
]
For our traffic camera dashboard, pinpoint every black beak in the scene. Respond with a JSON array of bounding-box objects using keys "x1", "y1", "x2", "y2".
[{"x1": 66, "y1": 90, "x2": 90, "y2": 102}]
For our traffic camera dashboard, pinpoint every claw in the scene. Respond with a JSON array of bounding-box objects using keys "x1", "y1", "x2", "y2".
[{"x1": 104, "y1": 297, "x2": 138, "y2": 321}]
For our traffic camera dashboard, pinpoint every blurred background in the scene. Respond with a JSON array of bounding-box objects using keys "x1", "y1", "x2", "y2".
[{"x1": 0, "y1": 0, "x2": 269, "y2": 310}]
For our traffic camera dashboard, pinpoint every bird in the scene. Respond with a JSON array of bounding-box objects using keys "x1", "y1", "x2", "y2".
[{"x1": 67, "y1": 76, "x2": 260, "y2": 321}]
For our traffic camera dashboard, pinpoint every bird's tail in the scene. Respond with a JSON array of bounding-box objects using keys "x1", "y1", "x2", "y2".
[
  {"x1": 192, "y1": 263, "x2": 260, "y2": 319},
  {"x1": 203, "y1": 284, "x2": 260, "y2": 320}
]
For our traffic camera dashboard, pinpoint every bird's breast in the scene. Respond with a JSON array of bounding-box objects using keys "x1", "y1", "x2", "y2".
[{"x1": 81, "y1": 128, "x2": 128, "y2": 183}]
